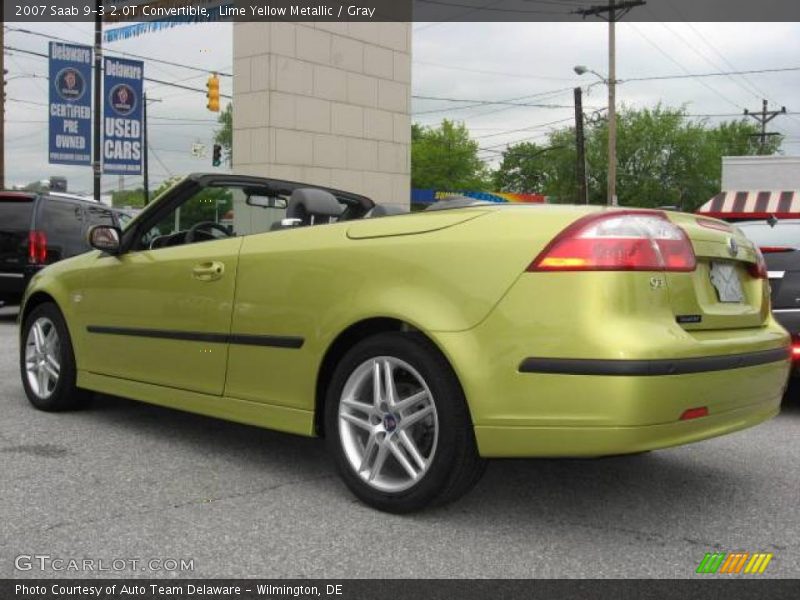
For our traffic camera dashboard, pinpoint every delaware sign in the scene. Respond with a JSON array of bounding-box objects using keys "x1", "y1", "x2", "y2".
[
  {"x1": 48, "y1": 42, "x2": 92, "y2": 166},
  {"x1": 103, "y1": 57, "x2": 144, "y2": 175}
]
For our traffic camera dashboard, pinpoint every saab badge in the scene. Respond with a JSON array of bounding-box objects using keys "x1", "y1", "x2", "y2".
[{"x1": 727, "y1": 237, "x2": 739, "y2": 258}]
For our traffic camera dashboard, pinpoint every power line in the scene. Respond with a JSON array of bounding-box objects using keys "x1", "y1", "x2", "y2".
[
  {"x1": 415, "y1": 0, "x2": 571, "y2": 15},
  {"x1": 148, "y1": 143, "x2": 174, "y2": 178},
  {"x1": 4, "y1": 26, "x2": 232, "y2": 77},
  {"x1": 627, "y1": 23, "x2": 744, "y2": 112},
  {"x1": 3, "y1": 45, "x2": 232, "y2": 99},
  {"x1": 6, "y1": 97, "x2": 48, "y2": 107},
  {"x1": 413, "y1": 59, "x2": 580, "y2": 82},
  {"x1": 624, "y1": 65, "x2": 800, "y2": 83},
  {"x1": 413, "y1": 94, "x2": 600, "y2": 110},
  {"x1": 657, "y1": 1, "x2": 776, "y2": 106}
]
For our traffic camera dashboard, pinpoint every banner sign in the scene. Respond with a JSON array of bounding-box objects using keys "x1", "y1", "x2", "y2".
[
  {"x1": 103, "y1": 56, "x2": 144, "y2": 175},
  {"x1": 48, "y1": 42, "x2": 93, "y2": 166},
  {"x1": 103, "y1": 1, "x2": 232, "y2": 42},
  {"x1": 411, "y1": 189, "x2": 548, "y2": 205}
]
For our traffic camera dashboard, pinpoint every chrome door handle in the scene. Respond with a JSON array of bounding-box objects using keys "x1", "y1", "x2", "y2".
[{"x1": 192, "y1": 261, "x2": 225, "y2": 281}]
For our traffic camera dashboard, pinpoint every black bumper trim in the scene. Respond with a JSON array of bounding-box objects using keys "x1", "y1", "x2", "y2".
[
  {"x1": 518, "y1": 347, "x2": 790, "y2": 376},
  {"x1": 87, "y1": 326, "x2": 304, "y2": 349}
]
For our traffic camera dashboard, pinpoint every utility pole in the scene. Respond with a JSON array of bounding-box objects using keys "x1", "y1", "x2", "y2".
[
  {"x1": 143, "y1": 92, "x2": 149, "y2": 204},
  {"x1": 93, "y1": 2, "x2": 102, "y2": 201},
  {"x1": 577, "y1": 0, "x2": 645, "y2": 206},
  {"x1": 744, "y1": 99, "x2": 786, "y2": 154},
  {"x1": 1, "y1": 14, "x2": 5, "y2": 190},
  {"x1": 574, "y1": 87, "x2": 588, "y2": 204}
]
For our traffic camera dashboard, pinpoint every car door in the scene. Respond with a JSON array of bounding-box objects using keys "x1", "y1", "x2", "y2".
[{"x1": 77, "y1": 184, "x2": 243, "y2": 396}]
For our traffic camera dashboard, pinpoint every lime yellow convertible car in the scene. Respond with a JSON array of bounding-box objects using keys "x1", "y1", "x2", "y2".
[{"x1": 19, "y1": 174, "x2": 790, "y2": 512}]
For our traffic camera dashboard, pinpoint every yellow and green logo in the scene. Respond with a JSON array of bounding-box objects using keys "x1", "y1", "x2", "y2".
[{"x1": 696, "y1": 552, "x2": 773, "y2": 575}]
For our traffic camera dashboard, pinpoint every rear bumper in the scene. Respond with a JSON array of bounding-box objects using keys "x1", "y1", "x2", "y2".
[
  {"x1": 430, "y1": 273, "x2": 791, "y2": 458},
  {"x1": 0, "y1": 270, "x2": 33, "y2": 305},
  {"x1": 475, "y1": 395, "x2": 781, "y2": 457},
  {"x1": 518, "y1": 347, "x2": 789, "y2": 376}
]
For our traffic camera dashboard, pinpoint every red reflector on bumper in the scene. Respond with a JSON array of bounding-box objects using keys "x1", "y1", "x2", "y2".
[{"x1": 680, "y1": 407, "x2": 709, "y2": 421}]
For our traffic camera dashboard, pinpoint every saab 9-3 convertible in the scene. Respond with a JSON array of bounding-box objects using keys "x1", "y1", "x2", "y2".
[{"x1": 18, "y1": 174, "x2": 790, "y2": 512}]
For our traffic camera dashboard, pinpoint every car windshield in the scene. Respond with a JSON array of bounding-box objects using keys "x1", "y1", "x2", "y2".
[{"x1": 736, "y1": 220, "x2": 800, "y2": 248}]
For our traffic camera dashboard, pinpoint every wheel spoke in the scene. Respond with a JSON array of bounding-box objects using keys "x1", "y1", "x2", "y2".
[
  {"x1": 389, "y1": 439, "x2": 418, "y2": 479},
  {"x1": 382, "y1": 359, "x2": 398, "y2": 406},
  {"x1": 395, "y1": 390, "x2": 428, "y2": 413},
  {"x1": 372, "y1": 360, "x2": 383, "y2": 408},
  {"x1": 400, "y1": 404, "x2": 434, "y2": 430},
  {"x1": 398, "y1": 430, "x2": 428, "y2": 470},
  {"x1": 358, "y1": 434, "x2": 378, "y2": 473},
  {"x1": 37, "y1": 366, "x2": 49, "y2": 395},
  {"x1": 340, "y1": 411, "x2": 372, "y2": 432},
  {"x1": 368, "y1": 442, "x2": 389, "y2": 481},
  {"x1": 341, "y1": 395, "x2": 373, "y2": 415},
  {"x1": 32, "y1": 322, "x2": 45, "y2": 353},
  {"x1": 43, "y1": 326, "x2": 57, "y2": 351},
  {"x1": 43, "y1": 361, "x2": 60, "y2": 381},
  {"x1": 46, "y1": 353, "x2": 60, "y2": 372}
]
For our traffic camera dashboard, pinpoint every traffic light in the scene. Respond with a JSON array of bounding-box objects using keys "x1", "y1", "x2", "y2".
[
  {"x1": 212, "y1": 144, "x2": 222, "y2": 167},
  {"x1": 206, "y1": 73, "x2": 220, "y2": 112}
]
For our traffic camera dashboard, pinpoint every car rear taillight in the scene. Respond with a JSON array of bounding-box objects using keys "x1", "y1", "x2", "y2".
[
  {"x1": 28, "y1": 230, "x2": 47, "y2": 264},
  {"x1": 680, "y1": 407, "x2": 709, "y2": 421},
  {"x1": 759, "y1": 246, "x2": 794, "y2": 253},
  {"x1": 747, "y1": 248, "x2": 768, "y2": 279},
  {"x1": 528, "y1": 211, "x2": 696, "y2": 272},
  {"x1": 791, "y1": 335, "x2": 800, "y2": 361}
]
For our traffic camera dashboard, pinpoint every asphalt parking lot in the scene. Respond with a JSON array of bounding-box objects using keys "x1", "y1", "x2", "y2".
[{"x1": 1, "y1": 306, "x2": 799, "y2": 579}]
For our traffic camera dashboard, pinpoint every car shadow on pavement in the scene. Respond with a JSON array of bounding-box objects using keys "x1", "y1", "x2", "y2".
[
  {"x1": 78, "y1": 392, "x2": 779, "y2": 527},
  {"x1": 86, "y1": 392, "x2": 329, "y2": 472}
]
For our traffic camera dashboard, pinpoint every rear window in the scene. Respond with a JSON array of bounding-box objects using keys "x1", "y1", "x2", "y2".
[
  {"x1": 39, "y1": 199, "x2": 83, "y2": 235},
  {"x1": 736, "y1": 221, "x2": 800, "y2": 248},
  {"x1": 0, "y1": 195, "x2": 34, "y2": 230}
]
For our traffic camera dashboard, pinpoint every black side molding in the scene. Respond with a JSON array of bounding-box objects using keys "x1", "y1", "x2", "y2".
[
  {"x1": 518, "y1": 347, "x2": 790, "y2": 376},
  {"x1": 87, "y1": 326, "x2": 304, "y2": 349}
]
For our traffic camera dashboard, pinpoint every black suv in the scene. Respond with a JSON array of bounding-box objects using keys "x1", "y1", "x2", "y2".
[
  {"x1": 737, "y1": 218, "x2": 800, "y2": 372},
  {"x1": 0, "y1": 191, "x2": 123, "y2": 307}
]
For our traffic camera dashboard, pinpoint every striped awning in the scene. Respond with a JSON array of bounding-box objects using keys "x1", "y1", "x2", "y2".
[{"x1": 697, "y1": 190, "x2": 800, "y2": 219}]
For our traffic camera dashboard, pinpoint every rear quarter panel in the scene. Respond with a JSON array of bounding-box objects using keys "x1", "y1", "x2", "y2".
[{"x1": 224, "y1": 206, "x2": 592, "y2": 410}]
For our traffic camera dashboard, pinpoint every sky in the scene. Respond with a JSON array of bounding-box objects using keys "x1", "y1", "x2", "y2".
[{"x1": 4, "y1": 20, "x2": 800, "y2": 195}]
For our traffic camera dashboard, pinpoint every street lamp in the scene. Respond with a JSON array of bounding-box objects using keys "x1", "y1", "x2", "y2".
[{"x1": 575, "y1": 64, "x2": 618, "y2": 206}]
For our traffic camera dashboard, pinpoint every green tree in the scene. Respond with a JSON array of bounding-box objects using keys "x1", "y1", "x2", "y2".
[
  {"x1": 111, "y1": 188, "x2": 146, "y2": 208},
  {"x1": 411, "y1": 119, "x2": 490, "y2": 190},
  {"x1": 214, "y1": 103, "x2": 233, "y2": 166},
  {"x1": 492, "y1": 141, "x2": 567, "y2": 193},
  {"x1": 492, "y1": 105, "x2": 782, "y2": 210}
]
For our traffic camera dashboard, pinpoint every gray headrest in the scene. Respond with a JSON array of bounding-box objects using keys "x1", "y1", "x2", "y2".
[
  {"x1": 286, "y1": 188, "x2": 344, "y2": 221},
  {"x1": 366, "y1": 204, "x2": 409, "y2": 218}
]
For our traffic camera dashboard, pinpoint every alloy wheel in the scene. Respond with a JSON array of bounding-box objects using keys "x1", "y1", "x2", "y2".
[
  {"x1": 25, "y1": 317, "x2": 61, "y2": 400},
  {"x1": 338, "y1": 356, "x2": 439, "y2": 493}
]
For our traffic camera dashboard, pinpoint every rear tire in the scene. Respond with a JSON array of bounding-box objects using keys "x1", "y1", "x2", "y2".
[
  {"x1": 20, "y1": 302, "x2": 90, "y2": 412},
  {"x1": 324, "y1": 332, "x2": 486, "y2": 513}
]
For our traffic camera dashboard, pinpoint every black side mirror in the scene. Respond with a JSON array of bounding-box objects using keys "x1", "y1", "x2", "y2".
[{"x1": 87, "y1": 225, "x2": 122, "y2": 254}]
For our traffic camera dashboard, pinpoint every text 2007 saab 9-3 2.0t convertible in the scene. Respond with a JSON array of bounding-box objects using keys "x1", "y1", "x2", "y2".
[{"x1": 19, "y1": 174, "x2": 790, "y2": 512}]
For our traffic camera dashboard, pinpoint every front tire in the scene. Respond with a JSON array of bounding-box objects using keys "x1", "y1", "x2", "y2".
[
  {"x1": 325, "y1": 332, "x2": 486, "y2": 513},
  {"x1": 20, "y1": 302, "x2": 89, "y2": 411}
]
